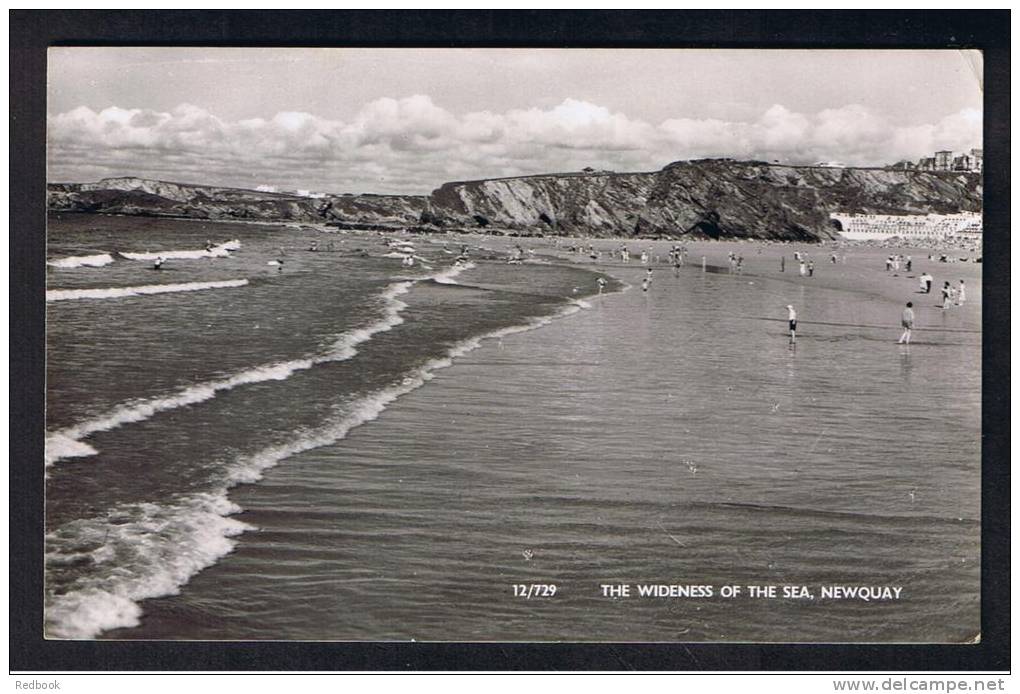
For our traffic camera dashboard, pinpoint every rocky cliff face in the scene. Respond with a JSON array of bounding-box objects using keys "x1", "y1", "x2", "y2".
[
  {"x1": 48, "y1": 161, "x2": 981, "y2": 240},
  {"x1": 426, "y1": 160, "x2": 982, "y2": 240},
  {"x1": 47, "y1": 177, "x2": 428, "y2": 226}
]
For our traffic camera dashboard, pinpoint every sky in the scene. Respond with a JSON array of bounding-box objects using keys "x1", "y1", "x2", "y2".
[{"x1": 47, "y1": 48, "x2": 983, "y2": 195}]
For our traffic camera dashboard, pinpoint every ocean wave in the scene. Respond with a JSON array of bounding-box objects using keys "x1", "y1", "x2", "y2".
[
  {"x1": 118, "y1": 239, "x2": 240, "y2": 261},
  {"x1": 45, "y1": 291, "x2": 580, "y2": 639},
  {"x1": 433, "y1": 261, "x2": 475, "y2": 284},
  {"x1": 46, "y1": 279, "x2": 249, "y2": 302},
  {"x1": 227, "y1": 297, "x2": 582, "y2": 487},
  {"x1": 45, "y1": 492, "x2": 251, "y2": 639},
  {"x1": 44, "y1": 356, "x2": 315, "y2": 467},
  {"x1": 44, "y1": 264, "x2": 471, "y2": 467},
  {"x1": 47, "y1": 253, "x2": 115, "y2": 269}
]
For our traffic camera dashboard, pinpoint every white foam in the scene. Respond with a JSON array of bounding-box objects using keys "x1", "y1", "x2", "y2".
[
  {"x1": 46, "y1": 279, "x2": 249, "y2": 302},
  {"x1": 44, "y1": 355, "x2": 316, "y2": 467},
  {"x1": 432, "y1": 261, "x2": 475, "y2": 284},
  {"x1": 45, "y1": 294, "x2": 586, "y2": 639},
  {"x1": 46, "y1": 262, "x2": 492, "y2": 468},
  {"x1": 226, "y1": 297, "x2": 582, "y2": 486},
  {"x1": 118, "y1": 240, "x2": 240, "y2": 261},
  {"x1": 45, "y1": 492, "x2": 250, "y2": 639},
  {"x1": 45, "y1": 280, "x2": 416, "y2": 467},
  {"x1": 43, "y1": 434, "x2": 99, "y2": 467},
  {"x1": 47, "y1": 253, "x2": 115, "y2": 269}
]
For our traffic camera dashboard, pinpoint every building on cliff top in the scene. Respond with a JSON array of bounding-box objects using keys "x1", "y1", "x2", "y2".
[{"x1": 831, "y1": 212, "x2": 982, "y2": 242}]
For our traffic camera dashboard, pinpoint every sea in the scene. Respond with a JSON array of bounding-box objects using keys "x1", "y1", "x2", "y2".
[{"x1": 44, "y1": 213, "x2": 981, "y2": 643}]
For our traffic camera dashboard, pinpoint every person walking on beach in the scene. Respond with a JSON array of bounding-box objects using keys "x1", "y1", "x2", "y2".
[
  {"x1": 886, "y1": 256, "x2": 893, "y2": 272},
  {"x1": 921, "y1": 272, "x2": 933, "y2": 294},
  {"x1": 646, "y1": 267, "x2": 654, "y2": 285},
  {"x1": 799, "y1": 259, "x2": 807, "y2": 276},
  {"x1": 941, "y1": 281, "x2": 952, "y2": 309},
  {"x1": 780, "y1": 255, "x2": 786, "y2": 272},
  {"x1": 807, "y1": 260, "x2": 814, "y2": 277},
  {"x1": 905, "y1": 256, "x2": 913, "y2": 272},
  {"x1": 957, "y1": 280, "x2": 966, "y2": 306},
  {"x1": 787, "y1": 305, "x2": 797, "y2": 343},
  {"x1": 899, "y1": 302, "x2": 915, "y2": 344}
]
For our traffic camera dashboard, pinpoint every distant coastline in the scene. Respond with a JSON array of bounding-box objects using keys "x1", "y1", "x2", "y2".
[{"x1": 48, "y1": 159, "x2": 982, "y2": 242}]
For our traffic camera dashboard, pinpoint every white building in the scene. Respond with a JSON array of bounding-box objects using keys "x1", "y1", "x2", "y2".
[{"x1": 831, "y1": 212, "x2": 982, "y2": 241}]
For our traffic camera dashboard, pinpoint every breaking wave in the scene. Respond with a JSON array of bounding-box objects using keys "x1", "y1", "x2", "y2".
[
  {"x1": 45, "y1": 493, "x2": 251, "y2": 639},
  {"x1": 118, "y1": 239, "x2": 241, "y2": 261},
  {"x1": 46, "y1": 279, "x2": 249, "y2": 302},
  {"x1": 44, "y1": 263, "x2": 473, "y2": 467},
  {"x1": 44, "y1": 291, "x2": 582, "y2": 639},
  {"x1": 47, "y1": 253, "x2": 115, "y2": 269}
]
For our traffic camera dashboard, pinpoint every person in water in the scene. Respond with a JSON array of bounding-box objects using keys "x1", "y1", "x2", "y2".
[
  {"x1": 787, "y1": 304, "x2": 797, "y2": 343},
  {"x1": 596, "y1": 277, "x2": 607, "y2": 294},
  {"x1": 153, "y1": 256, "x2": 165, "y2": 270},
  {"x1": 957, "y1": 279, "x2": 966, "y2": 305},
  {"x1": 899, "y1": 302, "x2": 915, "y2": 344}
]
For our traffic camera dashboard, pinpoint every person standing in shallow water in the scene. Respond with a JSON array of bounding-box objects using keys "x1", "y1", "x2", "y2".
[
  {"x1": 957, "y1": 280, "x2": 966, "y2": 306},
  {"x1": 899, "y1": 302, "x2": 915, "y2": 344},
  {"x1": 787, "y1": 305, "x2": 797, "y2": 343}
]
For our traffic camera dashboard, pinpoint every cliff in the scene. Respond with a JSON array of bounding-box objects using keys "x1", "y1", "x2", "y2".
[
  {"x1": 48, "y1": 161, "x2": 982, "y2": 240},
  {"x1": 47, "y1": 177, "x2": 428, "y2": 226},
  {"x1": 425, "y1": 161, "x2": 982, "y2": 240}
]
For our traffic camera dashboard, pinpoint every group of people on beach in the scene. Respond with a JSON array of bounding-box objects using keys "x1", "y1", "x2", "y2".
[
  {"x1": 885, "y1": 254, "x2": 912, "y2": 273},
  {"x1": 782, "y1": 247, "x2": 970, "y2": 347},
  {"x1": 940, "y1": 280, "x2": 966, "y2": 309},
  {"x1": 668, "y1": 245, "x2": 688, "y2": 271},
  {"x1": 780, "y1": 251, "x2": 820, "y2": 277}
]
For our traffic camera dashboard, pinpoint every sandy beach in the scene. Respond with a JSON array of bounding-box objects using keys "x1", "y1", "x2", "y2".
[{"x1": 43, "y1": 212, "x2": 981, "y2": 642}]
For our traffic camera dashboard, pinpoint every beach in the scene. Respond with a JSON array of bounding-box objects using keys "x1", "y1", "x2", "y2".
[{"x1": 45, "y1": 214, "x2": 981, "y2": 642}]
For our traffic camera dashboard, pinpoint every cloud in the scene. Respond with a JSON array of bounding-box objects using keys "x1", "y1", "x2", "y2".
[{"x1": 47, "y1": 97, "x2": 983, "y2": 194}]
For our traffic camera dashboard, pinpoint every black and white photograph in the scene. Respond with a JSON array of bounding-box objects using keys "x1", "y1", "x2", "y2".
[{"x1": 16, "y1": 12, "x2": 1007, "y2": 672}]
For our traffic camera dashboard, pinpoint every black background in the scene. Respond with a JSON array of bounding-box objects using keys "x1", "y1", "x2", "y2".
[{"x1": 10, "y1": 10, "x2": 1010, "y2": 672}]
